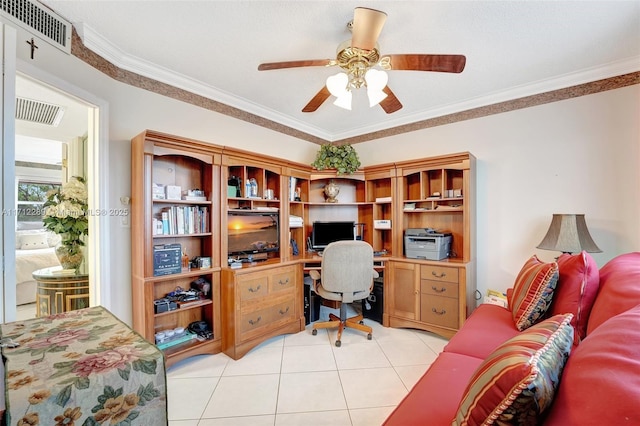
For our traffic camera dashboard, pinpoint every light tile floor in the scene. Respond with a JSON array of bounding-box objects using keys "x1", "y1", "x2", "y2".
[{"x1": 167, "y1": 305, "x2": 448, "y2": 426}]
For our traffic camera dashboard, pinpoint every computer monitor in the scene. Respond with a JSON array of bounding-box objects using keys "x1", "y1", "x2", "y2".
[{"x1": 311, "y1": 221, "x2": 355, "y2": 251}]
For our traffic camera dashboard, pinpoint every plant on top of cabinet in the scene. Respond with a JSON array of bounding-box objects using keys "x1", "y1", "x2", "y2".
[{"x1": 311, "y1": 143, "x2": 361, "y2": 175}]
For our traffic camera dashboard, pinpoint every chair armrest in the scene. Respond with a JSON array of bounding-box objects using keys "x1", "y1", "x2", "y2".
[
  {"x1": 373, "y1": 270, "x2": 379, "y2": 279},
  {"x1": 309, "y1": 270, "x2": 321, "y2": 281}
]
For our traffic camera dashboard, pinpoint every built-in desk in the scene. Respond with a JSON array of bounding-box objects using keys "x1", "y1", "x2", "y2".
[
  {"x1": 220, "y1": 255, "x2": 390, "y2": 359},
  {"x1": 298, "y1": 252, "x2": 389, "y2": 270}
]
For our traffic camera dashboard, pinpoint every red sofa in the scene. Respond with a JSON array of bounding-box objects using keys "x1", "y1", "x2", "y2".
[{"x1": 384, "y1": 252, "x2": 640, "y2": 425}]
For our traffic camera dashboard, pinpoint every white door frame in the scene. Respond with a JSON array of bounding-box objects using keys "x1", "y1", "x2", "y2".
[
  {"x1": 1, "y1": 22, "x2": 17, "y2": 323},
  {"x1": 1, "y1": 57, "x2": 111, "y2": 320}
]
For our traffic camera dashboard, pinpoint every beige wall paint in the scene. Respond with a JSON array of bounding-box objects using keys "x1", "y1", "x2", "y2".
[
  {"x1": 358, "y1": 86, "x2": 640, "y2": 299},
  {"x1": 13, "y1": 25, "x2": 639, "y2": 323}
]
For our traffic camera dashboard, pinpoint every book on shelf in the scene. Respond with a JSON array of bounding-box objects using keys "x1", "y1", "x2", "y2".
[
  {"x1": 156, "y1": 206, "x2": 210, "y2": 235},
  {"x1": 289, "y1": 177, "x2": 297, "y2": 202},
  {"x1": 375, "y1": 196, "x2": 392, "y2": 203}
]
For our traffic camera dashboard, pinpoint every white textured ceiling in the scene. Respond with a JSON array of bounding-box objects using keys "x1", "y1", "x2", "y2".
[{"x1": 41, "y1": 1, "x2": 640, "y2": 141}]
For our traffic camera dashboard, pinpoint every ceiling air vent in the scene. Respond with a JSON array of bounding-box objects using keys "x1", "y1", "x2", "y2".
[
  {"x1": 16, "y1": 97, "x2": 65, "y2": 126},
  {"x1": 0, "y1": 0, "x2": 71, "y2": 54}
]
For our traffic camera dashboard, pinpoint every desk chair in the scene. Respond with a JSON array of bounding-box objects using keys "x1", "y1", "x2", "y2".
[{"x1": 310, "y1": 240, "x2": 379, "y2": 347}]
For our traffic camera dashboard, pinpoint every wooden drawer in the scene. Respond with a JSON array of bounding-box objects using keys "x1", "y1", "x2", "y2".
[
  {"x1": 421, "y1": 265, "x2": 458, "y2": 283},
  {"x1": 420, "y1": 295, "x2": 459, "y2": 329},
  {"x1": 421, "y1": 279, "x2": 459, "y2": 298},
  {"x1": 239, "y1": 297, "x2": 296, "y2": 337},
  {"x1": 237, "y1": 273, "x2": 269, "y2": 301},
  {"x1": 269, "y1": 266, "x2": 296, "y2": 294}
]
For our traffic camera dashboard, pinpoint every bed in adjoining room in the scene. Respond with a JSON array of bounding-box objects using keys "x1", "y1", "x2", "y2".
[{"x1": 15, "y1": 230, "x2": 61, "y2": 305}]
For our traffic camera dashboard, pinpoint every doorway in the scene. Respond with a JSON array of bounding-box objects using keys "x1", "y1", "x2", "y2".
[
  {"x1": 14, "y1": 73, "x2": 89, "y2": 320},
  {"x1": 1, "y1": 56, "x2": 111, "y2": 323}
]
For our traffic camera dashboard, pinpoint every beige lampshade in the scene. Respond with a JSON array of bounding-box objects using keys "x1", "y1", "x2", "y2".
[{"x1": 537, "y1": 214, "x2": 602, "y2": 254}]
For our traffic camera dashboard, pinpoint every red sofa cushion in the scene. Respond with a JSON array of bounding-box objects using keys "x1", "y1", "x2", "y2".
[
  {"x1": 383, "y1": 352, "x2": 483, "y2": 426},
  {"x1": 549, "y1": 251, "x2": 599, "y2": 345},
  {"x1": 545, "y1": 304, "x2": 640, "y2": 425},
  {"x1": 587, "y1": 252, "x2": 640, "y2": 334},
  {"x1": 444, "y1": 304, "x2": 520, "y2": 360},
  {"x1": 510, "y1": 255, "x2": 559, "y2": 331},
  {"x1": 453, "y1": 314, "x2": 573, "y2": 425}
]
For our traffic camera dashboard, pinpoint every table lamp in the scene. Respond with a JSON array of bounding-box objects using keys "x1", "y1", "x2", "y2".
[{"x1": 537, "y1": 214, "x2": 602, "y2": 255}]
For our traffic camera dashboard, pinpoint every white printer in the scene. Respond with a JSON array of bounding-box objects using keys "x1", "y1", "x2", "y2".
[{"x1": 404, "y1": 228, "x2": 452, "y2": 260}]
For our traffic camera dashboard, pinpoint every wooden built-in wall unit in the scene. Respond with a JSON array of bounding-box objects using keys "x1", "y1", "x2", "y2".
[{"x1": 131, "y1": 130, "x2": 476, "y2": 363}]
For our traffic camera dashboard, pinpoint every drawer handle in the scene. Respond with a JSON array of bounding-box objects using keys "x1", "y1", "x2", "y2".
[
  {"x1": 432, "y1": 308, "x2": 447, "y2": 316},
  {"x1": 279, "y1": 306, "x2": 290, "y2": 315},
  {"x1": 431, "y1": 271, "x2": 446, "y2": 279},
  {"x1": 248, "y1": 284, "x2": 262, "y2": 293},
  {"x1": 431, "y1": 286, "x2": 446, "y2": 293},
  {"x1": 248, "y1": 316, "x2": 262, "y2": 325},
  {"x1": 278, "y1": 278, "x2": 290, "y2": 286}
]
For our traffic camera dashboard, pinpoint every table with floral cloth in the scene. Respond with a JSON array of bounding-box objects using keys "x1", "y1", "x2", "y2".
[{"x1": 1, "y1": 306, "x2": 167, "y2": 425}]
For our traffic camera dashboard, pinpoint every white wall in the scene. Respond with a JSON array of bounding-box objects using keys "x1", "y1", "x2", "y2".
[
  {"x1": 358, "y1": 86, "x2": 640, "y2": 299},
  {"x1": 12, "y1": 25, "x2": 639, "y2": 322}
]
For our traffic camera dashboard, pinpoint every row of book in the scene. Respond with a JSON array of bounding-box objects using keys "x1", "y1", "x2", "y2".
[{"x1": 153, "y1": 206, "x2": 210, "y2": 235}]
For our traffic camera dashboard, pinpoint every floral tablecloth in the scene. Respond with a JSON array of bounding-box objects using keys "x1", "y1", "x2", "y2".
[{"x1": 1, "y1": 306, "x2": 167, "y2": 426}]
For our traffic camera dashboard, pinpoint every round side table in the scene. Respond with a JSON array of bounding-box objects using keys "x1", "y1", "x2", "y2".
[{"x1": 33, "y1": 266, "x2": 90, "y2": 317}]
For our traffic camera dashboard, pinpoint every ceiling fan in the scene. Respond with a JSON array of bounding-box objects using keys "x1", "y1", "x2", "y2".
[{"x1": 257, "y1": 7, "x2": 466, "y2": 114}]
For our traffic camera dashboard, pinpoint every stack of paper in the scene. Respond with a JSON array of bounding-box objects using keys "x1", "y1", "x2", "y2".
[{"x1": 289, "y1": 215, "x2": 303, "y2": 228}]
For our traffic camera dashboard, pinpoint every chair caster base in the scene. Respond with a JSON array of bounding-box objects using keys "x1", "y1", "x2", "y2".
[
  {"x1": 367, "y1": 333, "x2": 372, "y2": 340},
  {"x1": 335, "y1": 340, "x2": 341, "y2": 347},
  {"x1": 312, "y1": 329, "x2": 318, "y2": 335}
]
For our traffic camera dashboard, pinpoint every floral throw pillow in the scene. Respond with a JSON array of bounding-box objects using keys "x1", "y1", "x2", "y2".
[
  {"x1": 510, "y1": 255, "x2": 559, "y2": 331},
  {"x1": 453, "y1": 313, "x2": 574, "y2": 426}
]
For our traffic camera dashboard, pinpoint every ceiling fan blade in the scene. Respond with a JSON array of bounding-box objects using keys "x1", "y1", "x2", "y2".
[
  {"x1": 386, "y1": 54, "x2": 466, "y2": 73},
  {"x1": 379, "y1": 86, "x2": 402, "y2": 114},
  {"x1": 351, "y1": 7, "x2": 387, "y2": 51},
  {"x1": 302, "y1": 86, "x2": 331, "y2": 113},
  {"x1": 258, "y1": 59, "x2": 332, "y2": 71}
]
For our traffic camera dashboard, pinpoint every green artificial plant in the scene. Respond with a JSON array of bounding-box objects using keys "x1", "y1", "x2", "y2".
[{"x1": 311, "y1": 143, "x2": 361, "y2": 175}]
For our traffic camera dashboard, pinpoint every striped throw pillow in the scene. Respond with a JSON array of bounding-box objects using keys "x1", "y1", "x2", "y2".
[
  {"x1": 452, "y1": 314, "x2": 573, "y2": 426},
  {"x1": 453, "y1": 313, "x2": 574, "y2": 426},
  {"x1": 510, "y1": 255, "x2": 559, "y2": 331}
]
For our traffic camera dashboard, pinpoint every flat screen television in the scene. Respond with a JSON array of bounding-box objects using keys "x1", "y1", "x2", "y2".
[
  {"x1": 311, "y1": 221, "x2": 355, "y2": 251},
  {"x1": 227, "y1": 211, "x2": 279, "y2": 257}
]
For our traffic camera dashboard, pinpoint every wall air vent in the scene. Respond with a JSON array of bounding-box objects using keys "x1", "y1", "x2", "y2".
[
  {"x1": 16, "y1": 97, "x2": 65, "y2": 126},
  {"x1": 0, "y1": 0, "x2": 71, "y2": 54}
]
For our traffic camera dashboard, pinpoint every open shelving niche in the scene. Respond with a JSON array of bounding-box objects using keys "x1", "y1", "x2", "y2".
[{"x1": 286, "y1": 168, "x2": 396, "y2": 256}]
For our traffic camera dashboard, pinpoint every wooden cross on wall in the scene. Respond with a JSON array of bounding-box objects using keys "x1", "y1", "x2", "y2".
[{"x1": 26, "y1": 38, "x2": 38, "y2": 59}]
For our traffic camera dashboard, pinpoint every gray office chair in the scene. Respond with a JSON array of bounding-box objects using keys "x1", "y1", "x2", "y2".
[{"x1": 310, "y1": 240, "x2": 379, "y2": 347}]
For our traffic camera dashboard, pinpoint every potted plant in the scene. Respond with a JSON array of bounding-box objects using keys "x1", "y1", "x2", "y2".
[
  {"x1": 42, "y1": 176, "x2": 89, "y2": 270},
  {"x1": 311, "y1": 143, "x2": 361, "y2": 175}
]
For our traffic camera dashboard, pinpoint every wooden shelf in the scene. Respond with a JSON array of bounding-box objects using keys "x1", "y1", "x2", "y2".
[
  {"x1": 131, "y1": 130, "x2": 223, "y2": 365},
  {"x1": 153, "y1": 299, "x2": 212, "y2": 318}
]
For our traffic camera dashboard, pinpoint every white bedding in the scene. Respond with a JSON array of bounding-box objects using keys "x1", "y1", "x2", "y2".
[
  {"x1": 16, "y1": 247, "x2": 61, "y2": 284},
  {"x1": 15, "y1": 247, "x2": 61, "y2": 305}
]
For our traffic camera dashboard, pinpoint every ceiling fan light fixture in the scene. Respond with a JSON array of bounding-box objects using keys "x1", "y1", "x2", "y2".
[{"x1": 365, "y1": 68, "x2": 388, "y2": 107}]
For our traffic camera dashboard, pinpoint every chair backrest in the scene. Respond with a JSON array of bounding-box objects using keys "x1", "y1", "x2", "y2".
[{"x1": 320, "y1": 240, "x2": 375, "y2": 297}]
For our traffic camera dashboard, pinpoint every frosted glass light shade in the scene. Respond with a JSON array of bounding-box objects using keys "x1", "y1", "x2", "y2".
[
  {"x1": 365, "y1": 69, "x2": 388, "y2": 107},
  {"x1": 326, "y1": 72, "x2": 352, "y2": 110},
  {"x1": 333, "y1": 91, "x2": 352, "y2": 110},
  {"x1": 326, "y1": 72, "x2": 349, "y2": 97}
]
